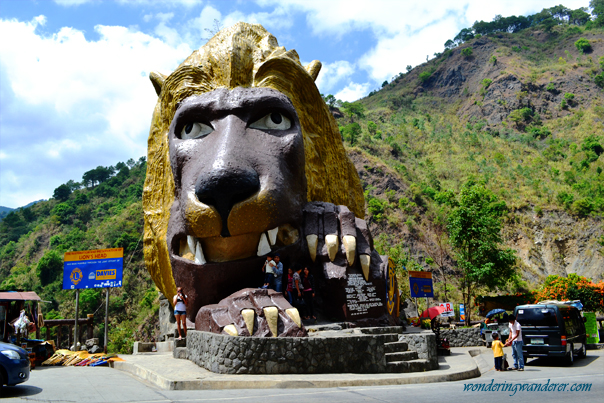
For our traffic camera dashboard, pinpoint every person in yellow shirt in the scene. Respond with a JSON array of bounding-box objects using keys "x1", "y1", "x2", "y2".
[{"x1": 491, "y1": 332, "x2": 505, "y2": 371}]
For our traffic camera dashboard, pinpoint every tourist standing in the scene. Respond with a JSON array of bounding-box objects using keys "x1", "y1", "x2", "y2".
[
  {"x1": 261, "y1": 255, "x2": 276, "y2": 289},
  {"x1": 491, "y1": 332, "x2": 504, "y2": 371},
  {"x1": 302, "y1": 267, "x2": 315, "y2": 320},
  {"x1": 286, "y1": 267, "x2": 295, "y2": 304},
  {"x1": 172, "y1": 287, "x2": 188, "y2": 340},
  {"x1": 505, "y1": 315, "x2": 524, "y2": 371},
  {"x1": 273, "y1": 254, "x2": 284, "y2": 292}
]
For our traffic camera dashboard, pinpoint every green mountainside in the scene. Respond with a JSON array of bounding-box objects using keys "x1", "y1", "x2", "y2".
[
  {"x1": 1, "y1": 5, "x2": 604, "y2": 351},
  {"x1": 335, "y1": 16, "x2": 604, "y2": 300}
]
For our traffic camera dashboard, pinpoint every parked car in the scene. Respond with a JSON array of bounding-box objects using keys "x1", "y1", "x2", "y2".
[
  {"x1": 0, "y1": 341, "x2": 30, "y2": 388},
  {"x1": 514, "y1": 303, "x2": 587, "y2": 365}
]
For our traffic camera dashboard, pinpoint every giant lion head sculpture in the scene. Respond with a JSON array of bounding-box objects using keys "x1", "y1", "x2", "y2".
[{"x1": 143, "y1": 23, "x2": 367, "y2": 321}]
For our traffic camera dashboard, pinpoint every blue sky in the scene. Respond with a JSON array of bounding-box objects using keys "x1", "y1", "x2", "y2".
[{"x1": 0, "y1": 0, "x2": 590, "y2": 208}]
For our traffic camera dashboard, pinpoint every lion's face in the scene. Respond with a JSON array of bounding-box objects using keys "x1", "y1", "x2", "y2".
[{"x1": 165, "y1": 87, "x2": 306, "y2": 315}]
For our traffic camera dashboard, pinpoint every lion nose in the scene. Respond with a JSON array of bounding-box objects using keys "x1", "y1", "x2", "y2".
[{"x1": 195, "y1": 168, "x2": 260, "y2": 237}]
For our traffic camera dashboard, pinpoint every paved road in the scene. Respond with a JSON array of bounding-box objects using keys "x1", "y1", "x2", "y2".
[{"x1": 2, "y1": 350, "x2": 602, "y2": 402}]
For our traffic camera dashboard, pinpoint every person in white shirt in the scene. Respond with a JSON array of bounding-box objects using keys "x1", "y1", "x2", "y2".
[
  {"x1": 173, "y1": 287, "x2": 188, "y2": 340},
  {"x1": 505, "y1": 315, "x2": 524, "y2": 370}
]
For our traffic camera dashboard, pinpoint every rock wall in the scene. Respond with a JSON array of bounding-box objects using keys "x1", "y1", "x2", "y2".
[
  {"x1": 398, "y1": 332, "x2": 439, "y2": 370},
  {"x1": 186, "y1": 330, "x2": 391, "y2": 374},
  {"x1": 440, "y1": 328, "x2": 482, "y2": 347}
]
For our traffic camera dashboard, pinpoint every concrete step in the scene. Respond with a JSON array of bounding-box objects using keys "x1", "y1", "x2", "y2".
[
  {"x1": 357, "y1": 326, "x2": 404, "y2": 335},
  {"x1": 386, "y1": 359, "x2": 431, "y2": 373},
  {"x1": 174, "y1": 338, "x2": 186, "y2": 348},
  {"x1": 385, "y1": 351, "x2": 418, "y2": 363},
  {"x1": 173, "y1": 347, "x2": 187, "y2": 359},
  {"x1": 384, "y1": 341, "x2": 408, "y2": 354}
]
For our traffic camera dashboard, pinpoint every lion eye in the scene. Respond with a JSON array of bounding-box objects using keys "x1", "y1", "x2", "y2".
[
  {"x1": 249, "y1": 112, "x2": 291, "y2": 130},
  {"x1": 180, "y1": 122, "x2": 213, "y2": 139}
]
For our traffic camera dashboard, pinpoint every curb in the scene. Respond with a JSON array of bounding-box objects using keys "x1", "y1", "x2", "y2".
[{"x1": 111, "y1": 352, "x2": 481, "y2": 390}]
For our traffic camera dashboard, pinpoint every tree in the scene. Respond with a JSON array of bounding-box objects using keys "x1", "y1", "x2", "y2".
[
  {"x1": 367, "y1": 121, "x2": 377, "y2": 135},
  {"x1": 575, "y1": 38, "x2": 592, "y2": 53},
  {"x1": 36, "y1": 250, "x2": 63, "y2": 286},
  {"x1": 461, "y1": 47, "x2": 473, "y2": 58},
  {"x1": 406, "y1": 65, "x2": 413, "y2": 73},
  {"x1": 341, "y1": 101, "x2": 365, "y2": 122},
  {"x1": 447, "y1": 182, "x2": 518, "y2": 325},
  {"x1": 444, "y1": 39, "x2": 455, "y2": 50},
  {"x1": 381, "y1": 80, "x2": 388, "y2": 88},
  {"x1": 592, "y1": 0, "x2": 604, "y2": 26},
  {"x1": 419, "y1": 219, "x2": 452, "y2": 301},
  {"x1": 340, "y1": 123, "x2": 361, "y2": 146},
  {"x1": 323, "y1": 94, "x2": 339, "y2": 108},
  {"x1": 53, "y1": 184, "x2": 71, "y2": 202},
  {"x1": 571, "y1": 8, "x2": 591, "y2": 25}
]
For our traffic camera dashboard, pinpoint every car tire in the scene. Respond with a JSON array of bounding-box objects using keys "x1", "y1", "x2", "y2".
[
  {"x1": 578, "y1": 343, "x2": 586, "y2": 358},
  {"x1": 565, "y1": 344, "x2": 574, "y2": 366}
]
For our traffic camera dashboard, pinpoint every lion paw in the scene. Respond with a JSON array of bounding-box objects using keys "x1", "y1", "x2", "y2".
[
  {"x1": 303, "y1": 201, "x2": 378, "y2": 281},
  {"x1": 195, "y1": 288, "x2": 307, "y2": 337}
]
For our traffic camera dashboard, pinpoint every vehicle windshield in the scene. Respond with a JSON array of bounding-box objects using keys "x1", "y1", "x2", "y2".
[{"x1": 516, "y1": 307, "x2": 558, "y2": 327}]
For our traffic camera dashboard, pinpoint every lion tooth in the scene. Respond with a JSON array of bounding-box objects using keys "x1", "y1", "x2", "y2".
[
  {"x1": 241, "y1": 309, "x2": 255, "y2": 335},
  {"x1": 342, "y1": 235, "x2": 356, "y2": 266},
  {"x1": 325, "y1": 234, "x2": 338, "y2": 262},
  {"x1": 285, "y1": 308, "x2": 302, "y2": 328},
  {"x1": 263, "y1": 306, "x2": 279, "y2": 337},
  {"x1": 223, "y1": 324, "x2": 238, "y2": 336},
  {"x1": 257, "y1": 233, "x2": 271, "y2": 256},
  {"x1": 267, "y1": 227, "x2": 279, "y2": 245},
  {"x1": 179, "y1": 238, "x2": 195, "y2": 261},
  {"x1": 306, "y1": 234, "x2": 318, "y2": 262},
  {"x1": 195, "y1": 241, "x2": 206, "y2": 265},
  {"x1": 187, "y1": 235, "x2": 196, "y2": 255},
  {"x1": 360, "y1": 254, "x2": 370, "y2": 281}
]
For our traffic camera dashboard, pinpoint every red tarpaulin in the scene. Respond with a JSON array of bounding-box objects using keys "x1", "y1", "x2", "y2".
[{"x1": 0, "y1": 291, "x2": 41, "y2": 301}]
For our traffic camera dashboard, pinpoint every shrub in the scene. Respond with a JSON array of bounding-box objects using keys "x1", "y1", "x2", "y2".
[
  {"x1": 546, "y1": 82, "x2": 556, "y2": 92},
  {"x1": 595, "y1": 73, "x2": 604, "y2": 88},
  {"x1": 581, "y1": 135, "x2": 603, "y2": 156},
  {"x1": 564, "y1": 92, "x2": 575, "y2": 101},
  {"x1": 419, "y1": 71, "x2": 431, "y2": 83},
  {"x1": 490, "y1": 55, "x2": 497, "y2": 64},
  {"x1": 509, "y1": 108, "x2": 534, "y2": 126},
  {"x1": 560, "y1": 99, "x2": 568, "y2": 109},
  {"x1": 574, "y1": 38, "x2": 592, "y2": 53},
  {"x1": 367, "y1": 121, "x2": 377, "y2": 135},
  {"x1": 527, "y1": 125, "x2": 551, "y2": 139},
  {"x1": 534, "y1": 274, "x2": 604, "y2": 312},
  {"x1": 461, "y1": 47, "x2": 473, "y2": 57},
  {"x1": 558, "y1": 57, "x2": 567, "y2": 65},
  {"x1": 534, "y1": 205, "x2": 543, "y2": 217}
]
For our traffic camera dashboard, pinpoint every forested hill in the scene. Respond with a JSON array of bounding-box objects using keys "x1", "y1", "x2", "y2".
[
  {"x1": 332, "y1": 4, "x2": 604, "y2": 296},
  {"x1": 1, "y1": 3, "x2": 604, "y2": 352},
  {"x1": 0, "y1": 158, "x2": 156, "y2": 353}
]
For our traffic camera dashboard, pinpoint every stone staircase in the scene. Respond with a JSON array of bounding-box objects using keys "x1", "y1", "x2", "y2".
[{"x1": 357, "y1": 326, "x2": 432, "y2": 373}]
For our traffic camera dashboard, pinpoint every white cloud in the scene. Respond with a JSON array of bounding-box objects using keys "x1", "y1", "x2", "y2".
[
  {"x1": 0, "y1": 16, "x2": 191, "y2": 207},
  {"x1": 335, "y1": 82, "x2": 372, "y2": 102},
  {"x1": 54, "y1": 0, "x2": 91, "y2": 6},
  {"x1": 314, "y1": 60, "x2": 355, "y2": 94}
]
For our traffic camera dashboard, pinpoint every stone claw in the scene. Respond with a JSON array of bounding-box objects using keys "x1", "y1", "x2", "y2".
[
  {"x1": 285, "y1": 308, "x2": 302, "y2": 328},
  {"x1": 360, "y1": 254, "x2": 371, "y2": 281},
  {"x1": 263, "y1": 306, "x2": 279, "y2": 337},
  {"x1": 241, "y1": 308, "x2": 255, "y2": 335},
  {"x1": 306, "y1": 234, "x2": 318, "y2": 262},
  {"x1": 223, "y1": 324, "x2": 238, "y2": 336},
  {"x1": 342, "y1": 235, "x2": 356, "y2": 266},
  {"x1": 325, "y1": 234, "x2": 338, "y2": 262}
]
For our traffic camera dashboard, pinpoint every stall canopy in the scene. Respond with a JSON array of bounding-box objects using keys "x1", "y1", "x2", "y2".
[{"x1": 0, "y1": 291, "x2": 42, "y2": 302}]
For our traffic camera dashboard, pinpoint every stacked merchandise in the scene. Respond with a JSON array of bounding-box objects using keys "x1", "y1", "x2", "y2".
[{"x1": 41, "y1": 349, "x2": 124, "y2": 367}]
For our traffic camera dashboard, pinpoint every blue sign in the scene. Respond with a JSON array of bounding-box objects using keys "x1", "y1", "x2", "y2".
[
  {"x1": 408, "y1": 271, "x2": 434, "y2": 298},
  {"x1": 63, "y1": 248, "x2": 123, "y2": 290}
]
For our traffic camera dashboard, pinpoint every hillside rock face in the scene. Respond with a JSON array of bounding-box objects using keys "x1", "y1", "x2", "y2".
[
  {"x1": 506, "y1": 210, "x2": 603, "y2": 283},
  {"x1": 348, "y1": 149, "x2": 604, "y2": 284}
]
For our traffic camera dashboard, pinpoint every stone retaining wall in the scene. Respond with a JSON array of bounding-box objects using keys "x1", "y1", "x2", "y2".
[
  {"x1": 440, "y1": 328, "x2": 482, "y2": 347},
  {"x1": 397, "y1": 332, "x2": 439, "y2": 370},
  {"x1": 186, "y1": 330, "x2": 391, "y2": 374}
]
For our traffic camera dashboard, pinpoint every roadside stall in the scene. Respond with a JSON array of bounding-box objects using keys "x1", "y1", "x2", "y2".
[
  {"x1": 0, "y1": 291, "x2": 53, "y2": 367},
  {"x1": 482, "y1": 309, "x2": 510, "y2": 347}
]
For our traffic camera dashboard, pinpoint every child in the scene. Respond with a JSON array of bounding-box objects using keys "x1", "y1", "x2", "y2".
[
  {"x1": 262, "y1": 255, "x2": 276, "y2": 289},
  {"x1": 491, "y1": 332, "x2": 505, "y2": 371}
]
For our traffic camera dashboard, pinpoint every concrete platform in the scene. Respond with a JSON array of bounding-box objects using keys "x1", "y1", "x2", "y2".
[{"x1": 111, "y1": 347, "x2": 482, "y2": 390}]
